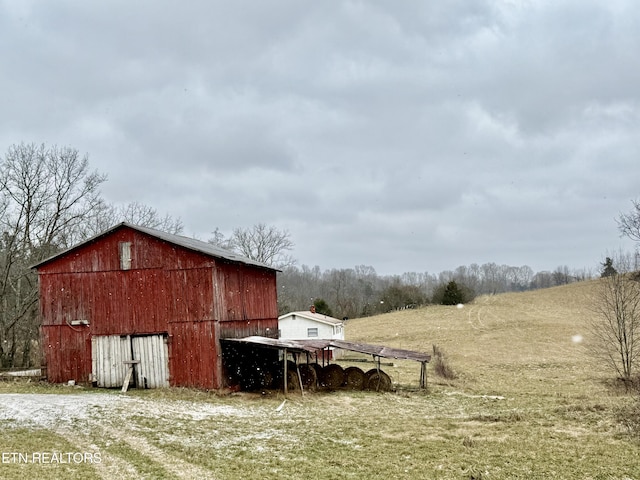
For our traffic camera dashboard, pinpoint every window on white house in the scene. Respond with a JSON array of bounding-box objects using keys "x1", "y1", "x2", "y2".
[{"x1": 307, "y1": 327, "x2": 318, "y2": 337}]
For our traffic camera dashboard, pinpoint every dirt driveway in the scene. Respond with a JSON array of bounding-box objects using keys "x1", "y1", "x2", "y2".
[{"x1": 0, "y1": 391, "x2": 255, "y2": 479}]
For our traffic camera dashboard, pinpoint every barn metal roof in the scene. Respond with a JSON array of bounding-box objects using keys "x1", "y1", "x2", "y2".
[
  {"x1": 222, "y1": 336, "x2": 431, "y2": 363},
  {"x1": 31, "y1": 222, "x2": 279, "y2": 271}
]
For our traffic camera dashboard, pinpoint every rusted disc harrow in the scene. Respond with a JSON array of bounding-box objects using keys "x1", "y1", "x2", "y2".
[
  {"x1": 286, "y1": 369, "x2": 300, "y2": 390},
  {"x1": 364, "y1": 369, "x2": 392, "y2": 392},
  {"x1": 298, "y1": 363, "x2": 318, "y2": 390},
  {"x1": 343, "y1": 366, "x2": 366, "y2": 390},
  {"x1": 318, "y1": 364, "x2": 345, "y2": 390}
]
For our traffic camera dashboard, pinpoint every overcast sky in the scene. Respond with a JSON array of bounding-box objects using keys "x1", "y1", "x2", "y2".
[{"x1": 1, "y1": 1, "x2": 638, "y2": 275}]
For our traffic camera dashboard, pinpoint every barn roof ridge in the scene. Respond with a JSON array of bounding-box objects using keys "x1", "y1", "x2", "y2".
[{"x1": 31, "y1": 222, "x2": 279, "y2": 271}]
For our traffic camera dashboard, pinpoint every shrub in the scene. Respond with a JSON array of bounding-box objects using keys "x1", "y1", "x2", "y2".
[
  {"x1": 616, "y1": 383, "x2": 640, "y2": 438},
  {"x1": 432, "y1": 344, "x2": 457, "y2": 379}
]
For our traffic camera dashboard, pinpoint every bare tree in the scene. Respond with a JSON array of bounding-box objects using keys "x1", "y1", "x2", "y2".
[
  {"x1": 589, "y1": 254, "x2": 640, "y2": 383},
  {"x1": 208, "y1": 227, "x2": 232, "y2": 250},
  {"x1": 225, "y1": 223, "x2": 295, "y2": 269},
  {"x1": 552, "y1": 265, "x2": 571, "y2": 285},
  {"x1": 0, "y1": 143, "x2": 106, "y2": 367},
  {"x1": 87, "y1": 201, "x2": 183, "y2": 236},
  {"x1": 618, "y1": 199, "x2": 640, "y2": 243}
]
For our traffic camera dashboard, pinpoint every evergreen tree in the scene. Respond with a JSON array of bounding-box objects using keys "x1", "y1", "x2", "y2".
[
  {"x1": 600, "y1": 257, "x2": 617, "y2": 278},
  {"x1": 313, "y1": 298, "x2": 333, "y2": 316},
  {"x1": 442, "y1": 281, "x2": 464, "y2": 305}
]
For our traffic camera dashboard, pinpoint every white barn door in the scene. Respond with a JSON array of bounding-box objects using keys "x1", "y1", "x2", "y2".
[
  {"x1": 92, "y1": 334, "x2": 169, "y2": 388},
  {"x1": 91, "y1": 335, "x2": 132, "y2": 388},
  {"x1": 131, "y1": 335, "x2": 170, "y2": 388}
]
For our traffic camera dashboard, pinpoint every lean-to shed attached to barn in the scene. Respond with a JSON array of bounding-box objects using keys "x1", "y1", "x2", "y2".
[{"x1": 32, "y1": 222, "x2": 280, "y2": 390}]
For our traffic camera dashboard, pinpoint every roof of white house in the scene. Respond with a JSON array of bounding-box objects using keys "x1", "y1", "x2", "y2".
[{"x1": 278, "y1": 311, "x2": 344, "y2": 326}]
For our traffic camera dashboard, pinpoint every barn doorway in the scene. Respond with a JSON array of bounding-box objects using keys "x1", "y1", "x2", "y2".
[{"x1": 91, "y1": 334, "x2": 169, "y2": 389}]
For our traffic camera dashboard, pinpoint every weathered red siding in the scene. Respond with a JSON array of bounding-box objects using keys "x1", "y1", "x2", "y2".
[
  {"x1": 213, "y1": 262, "x2": 278, "y2": 323},
  {"x1": 168, "y1": 320, "x2": 220, "y2": 389},
  {"x1": 36, "y1": 225, "x2": 279, "y2": 390},
  {"x1": 41, "y1": 325, "x2": 91, "y2": 383},
  {"x1": 39, "y1": 268, "x2": 216, "y2": 333}
]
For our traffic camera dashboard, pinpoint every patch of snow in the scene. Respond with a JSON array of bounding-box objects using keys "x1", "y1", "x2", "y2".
[
  {"x1": 0, "y1": 393, "x2": 120, "y2": 428},
  {"x1": 0, "y1": 393, "x2": 252, "y2": 430}
]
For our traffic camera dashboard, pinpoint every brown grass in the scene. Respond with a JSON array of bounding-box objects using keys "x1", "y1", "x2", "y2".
[{"x1": 346, "y1": 281, "x2": 602, "y2": 395}]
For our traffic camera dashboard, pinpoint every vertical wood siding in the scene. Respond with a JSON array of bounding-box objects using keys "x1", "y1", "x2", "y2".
[
  {"x1": 37, "y1": 229, "x2": 216, "y2": 274},
  {"x1": 168, "y1": 321, "x2": 219, "y2": 389},
  {"x1": 41, "y1": 325, "x2": 91, "y2": 383},
  {"x1": 219, "y1": 319, "x2": 279, "y2": 339},
  {"x1": 213, "y1": 262, "x2": 279, "y2": 338},
  {"x1": 39, "y1": 267, "x2": 215, "y2": 334}
]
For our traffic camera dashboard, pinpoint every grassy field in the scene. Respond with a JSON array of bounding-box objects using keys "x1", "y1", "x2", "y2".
[{"x1": 1, "y1": 280, "x2": 640, "y2": 479}]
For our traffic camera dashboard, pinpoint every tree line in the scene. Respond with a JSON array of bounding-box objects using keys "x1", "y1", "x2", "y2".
[{"x1": 276, "y1": 262, "x2": 596, "y2": 319}]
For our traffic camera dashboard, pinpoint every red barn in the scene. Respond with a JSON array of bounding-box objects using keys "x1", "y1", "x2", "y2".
[{"x1": 32, "y1": 223, "x2": 280, "y2": 390}]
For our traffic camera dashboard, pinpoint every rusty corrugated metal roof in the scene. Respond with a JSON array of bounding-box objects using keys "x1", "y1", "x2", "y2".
[
  {"x1": 329, "y1": 339, "x2": 431, "y2": 362},
  {"x1": 222, "y1": 336, "x2": 431, "y2": 363},
  {"x1": 222, "y1": 336, "x2": 321, "y2": 353}
]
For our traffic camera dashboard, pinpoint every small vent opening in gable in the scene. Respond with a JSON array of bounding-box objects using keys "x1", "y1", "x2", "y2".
[{"x1": 119, "y1": 242, "x2": 132, "y2": 270}]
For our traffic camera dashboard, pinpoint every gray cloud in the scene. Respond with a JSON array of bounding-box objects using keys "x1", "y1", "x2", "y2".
[{"x1": 1, "y1": 0, "x2": 638, "y2": 274}]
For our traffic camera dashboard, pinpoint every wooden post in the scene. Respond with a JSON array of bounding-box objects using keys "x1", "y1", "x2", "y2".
[
  {"x1": 121, "y1": 367, "x2": 133, "y2": 393},
  {"x1": 121, "y1": 360, "x2": 140, "y2": 393},
  {"x1": 283, "y1": 348, "x2": 288, "y2": 395},
  {"x1": 419, "y1": 361, "x2": 427, "y2": 389},
  {"x1": 293, "y1": 352, "x2": 304, "y2": 396}
]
